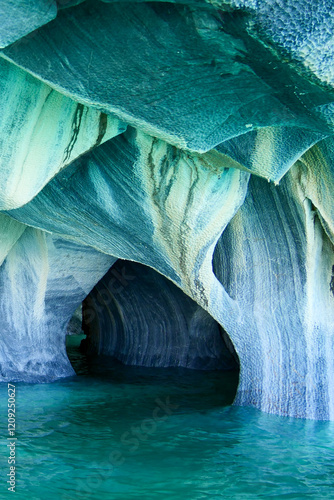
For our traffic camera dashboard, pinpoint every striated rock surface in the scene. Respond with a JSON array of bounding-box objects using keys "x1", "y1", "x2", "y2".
[
  {"x1": 3, "y1": 2, "x2": 334, "y2": 152},
  {"x1": 0, "y1": 57, "x2": 125, "y2": 209},
  {"x1": 0, "y1": 0, "x2": 334, "y2": 420},
  {"x1": 0, "y1": 225, "x2": 114, "y2": 381},
  {"x1": 214, "y1": 170, "x2": 334, "y2": 419}
]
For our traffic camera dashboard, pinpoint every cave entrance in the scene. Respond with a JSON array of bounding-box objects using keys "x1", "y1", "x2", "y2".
[{"x1": 66, "y1": 259, "x2": 239, "y2": 407}]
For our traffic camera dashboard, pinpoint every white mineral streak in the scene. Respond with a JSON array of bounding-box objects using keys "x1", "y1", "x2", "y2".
[
  {"x1": 0, "y1": 58, "x2": 125, "y2": 210},
  {"x1": 0, "y1": 227, "x2": 114, "y2": 381},
  {"x1": 0, "y1": 213, "x2": 26, "y2": 266}
]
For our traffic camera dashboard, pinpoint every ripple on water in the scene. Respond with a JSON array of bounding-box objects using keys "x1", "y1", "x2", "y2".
[{"x1": 0, "y1": 336, "x2": 333, "y2": 499}]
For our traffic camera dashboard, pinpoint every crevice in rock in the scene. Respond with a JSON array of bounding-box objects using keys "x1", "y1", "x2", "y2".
[{"x1": 78, "y1": 259, "x2": 240, "y2": 375}]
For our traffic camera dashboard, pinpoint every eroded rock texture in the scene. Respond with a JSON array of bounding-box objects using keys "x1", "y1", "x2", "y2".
[
  {"x1": 0, "y1": 0, "x2": 334, "y2": 419},
  {"x1": 0, "y1": 219, "x2": 114, "y2": 381}
]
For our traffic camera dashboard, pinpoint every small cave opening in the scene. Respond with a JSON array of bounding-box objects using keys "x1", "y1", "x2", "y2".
[{"x1": 66, "y1": 260, "x2": 240, "y2": 409}]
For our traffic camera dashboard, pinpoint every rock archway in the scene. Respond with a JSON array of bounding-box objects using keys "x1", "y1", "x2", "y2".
[{"x1": 81, "y1": 259, "x2": 239, "y2": 372}]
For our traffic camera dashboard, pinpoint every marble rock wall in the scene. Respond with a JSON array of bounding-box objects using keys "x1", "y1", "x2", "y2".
[{"x1": 0, "y1": 0, "x2": 334, "y2": 419}]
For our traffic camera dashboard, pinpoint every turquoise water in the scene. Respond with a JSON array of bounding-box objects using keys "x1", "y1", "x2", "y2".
[{"x1": 1, "y1": 335, "x2": 334, "y2": 499}]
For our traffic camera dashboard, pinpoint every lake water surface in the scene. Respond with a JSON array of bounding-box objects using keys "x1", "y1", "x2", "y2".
[{"x1": 1, "y1": 334, "x2": 333, "y2": 499}]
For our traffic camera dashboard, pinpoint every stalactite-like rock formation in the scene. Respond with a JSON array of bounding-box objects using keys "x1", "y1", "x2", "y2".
[{"x1": 1, "y1": 0, "x2": 334, "y2": 420}]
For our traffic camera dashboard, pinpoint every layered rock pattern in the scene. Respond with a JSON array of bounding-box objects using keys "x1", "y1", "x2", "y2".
[
  {"x1": 214, "y1": 170, "x2": 334, "y2": 419},
  {"x1": 0, "y1": 58, "x2": 125, "y2": 209},
  {"x1": 0, "y1": 223, "x2": 114, "y2": 381},
  {"x1": 0, "y1": 0, "x2": 334, "y2": 419}
]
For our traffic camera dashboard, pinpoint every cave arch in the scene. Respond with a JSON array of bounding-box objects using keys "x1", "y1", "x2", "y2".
[{"x1": 80, "y1": 259, "x2": 240, "y2": 375}]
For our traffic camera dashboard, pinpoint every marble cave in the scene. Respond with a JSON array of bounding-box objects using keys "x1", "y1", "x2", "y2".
[{"x1": 1, "y1": 0, "x2": 334, "y2": 425}]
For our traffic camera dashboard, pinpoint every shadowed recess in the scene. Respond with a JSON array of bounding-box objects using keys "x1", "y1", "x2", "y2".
[{"x1": 81, "y1": 260, "x2": 239, "y2": 372}]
